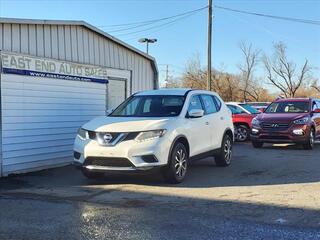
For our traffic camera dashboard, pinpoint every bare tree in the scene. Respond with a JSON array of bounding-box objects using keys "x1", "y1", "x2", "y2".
[
  {"x1": 263, "y1": 42, "x2": 311, "y2": 98},
  {"x1": 179, "y1": 54, "x2": 273, "y2": 101},
  {"x1": 311, "y1": 80, "x2": 320, "y2": 93},
  {"x1": 181, "y1": 56, "x2": 207, "y2": 89},
  {"x1": 238, "y1": 42, "x2": 260, "y2": 102}
]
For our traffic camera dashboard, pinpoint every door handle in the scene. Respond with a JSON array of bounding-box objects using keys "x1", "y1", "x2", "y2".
[
  {"x1": 220, "y1": 117, "x2": 224, "y2": 120},
  {"x1": 205, "y1": 121, "x2": 209, "y2": 125}
]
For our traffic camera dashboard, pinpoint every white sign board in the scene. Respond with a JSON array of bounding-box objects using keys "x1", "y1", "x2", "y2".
[{"x1": 1, "y1": 52, "x2": 108, "y2": 84}]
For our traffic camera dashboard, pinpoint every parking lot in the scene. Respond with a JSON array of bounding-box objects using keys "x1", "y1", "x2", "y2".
[{"x1": 0, "y1": 142, "x2": 320, "y2": 240}]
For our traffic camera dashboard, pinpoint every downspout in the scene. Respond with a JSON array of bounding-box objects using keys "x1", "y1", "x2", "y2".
[{"x1": 151, "y1": 60, "x2": 159, "y2": 90}]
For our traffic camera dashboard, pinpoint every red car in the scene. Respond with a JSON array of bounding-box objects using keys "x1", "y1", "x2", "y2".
[
  {"x1": 227, "y1": 103, "x2": 260, "y2": 142},
  {"x1": 250, "y1": 98, "x2": 320, "y2": 149}
]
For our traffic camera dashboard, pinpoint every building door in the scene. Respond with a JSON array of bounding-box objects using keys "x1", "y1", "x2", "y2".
[
  {"x1": 107, "y1": 78, "x2": 127, "y2": 110},
  {"x1": 1, "y1": 74, "x2": 107, "y2": 176}
]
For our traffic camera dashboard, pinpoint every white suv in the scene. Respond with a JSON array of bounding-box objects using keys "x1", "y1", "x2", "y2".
[{"x1": 73, "y1": 88, "x2": 234, "y2": 183}]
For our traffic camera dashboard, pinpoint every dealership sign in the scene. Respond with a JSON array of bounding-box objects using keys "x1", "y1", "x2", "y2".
[{"x1": 1, "y1": 52, "x2": 108, "y2": 84}]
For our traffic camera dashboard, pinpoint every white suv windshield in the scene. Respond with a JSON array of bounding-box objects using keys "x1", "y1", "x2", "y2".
[{"x1": 111, "y1": 95, "x2": 185, "y2": 117}]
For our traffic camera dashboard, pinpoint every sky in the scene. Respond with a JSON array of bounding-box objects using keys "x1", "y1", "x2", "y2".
[{"x1": 0, "y1": 0, "x2": 319, "y2": 89}]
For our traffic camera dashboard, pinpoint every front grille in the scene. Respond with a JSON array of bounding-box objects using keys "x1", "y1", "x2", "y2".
[
  {"x1": 84, "y1": 157, "x2": 134, "y2": 167},
  {"x1": 88, "y1": 131, "x2": 139, "y2": 143},
  {"x1": 262, "y1": 135, "x2": 290, "y2": 140},
  {"x1": 261, "y1": 122, "x2": 290, "y2": 131}
]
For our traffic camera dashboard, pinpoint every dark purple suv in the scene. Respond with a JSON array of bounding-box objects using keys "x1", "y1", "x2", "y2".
[{"x1": 250, "y1": 98, "x2": 320, "y2": 150}]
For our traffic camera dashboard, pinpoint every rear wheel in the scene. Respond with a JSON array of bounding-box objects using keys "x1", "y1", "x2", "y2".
[
  {"x1": 215, "y1": 134, "x2": 233, "y2": 167},
  {"x1": 303, "y1": 128, "x2": 315, "y2": 150},
  {"x1": 81, "y1": 168, "x2": 104, "y2": 179},
  {"x1": 235, "y1": 125, "x2": 249, "y2": 142},
  {"x1": 252, "y1": 141, "x2": 264, "y2": 148},
  {"x1": 163, "y1": 142, "x2": 188, "y2": 184}
]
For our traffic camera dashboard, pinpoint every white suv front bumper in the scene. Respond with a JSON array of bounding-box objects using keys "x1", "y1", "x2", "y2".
[{"x1": 73, "y1": 134, "x2": 171, "y2": 171}]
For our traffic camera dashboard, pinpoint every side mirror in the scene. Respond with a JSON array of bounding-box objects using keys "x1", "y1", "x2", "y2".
[
  {"x1": 188, "y1": 109, "x2": 204, "y2": 118},
  {"x1": 312, "y1": 108, "x2": 320, "y2": 114},
  {"x1": 106, "y1": 108, "x2": 114, "y2": 116}
]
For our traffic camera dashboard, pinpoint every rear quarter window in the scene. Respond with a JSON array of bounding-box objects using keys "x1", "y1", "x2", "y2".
[{"x1": 213, "y1": 96, "x2": 222, "y2": 111}]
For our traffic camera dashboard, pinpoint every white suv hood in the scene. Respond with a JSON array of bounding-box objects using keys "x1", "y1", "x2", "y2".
[{"x1": 82, "y1": 116, "x2": 172, "y2": 132}]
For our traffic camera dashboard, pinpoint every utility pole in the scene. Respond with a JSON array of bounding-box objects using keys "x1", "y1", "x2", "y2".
[
  {"x1": 165, "y1": 65, "x2": 169, "y2": 83},
  {"x1": 207, "y1": 0, "x2": 213, "y2": 91}
]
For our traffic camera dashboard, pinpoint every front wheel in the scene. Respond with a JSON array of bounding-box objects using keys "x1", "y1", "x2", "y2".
[
  {"x1": 302, "y1": 128, "x2": 315, "y2": 150},
  {"x1": 163, "y1": 142, "x2": 188, "y2": 184},
  {"x1": 235, "y1": 125, "x2": 249, "y2": 142},
  {"x1": 215, "y1": 134, "x2": 233, "y2": 167}
]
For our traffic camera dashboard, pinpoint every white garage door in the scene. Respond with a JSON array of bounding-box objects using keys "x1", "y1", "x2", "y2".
[
  {"x1": 108, "y1": 79, "x2": 126, "y2": 110},
  {"x1": 1, "y1": 74, "x2": 107, "y2": 175}
]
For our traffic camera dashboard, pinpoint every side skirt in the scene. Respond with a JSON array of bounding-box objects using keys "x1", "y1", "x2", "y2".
[{"x1": 189, "y1": 148, "x2": 221, "y2": 162}]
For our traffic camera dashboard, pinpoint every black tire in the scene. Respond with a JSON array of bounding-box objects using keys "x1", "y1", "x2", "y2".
[
  {"x1": 302, "y1": 128, "x2": 315, "y2": 150},
  {"x1": 252, "y1": 141, "x2": 264, "y2": 148},
  {"x1": 215, "y1": 134, "x2": 233, "y2": 167},
  {"x1": 235, "y1": 124, "x2": 249, "y2": 142},
  {"x1": 81, "y1": 168, "x2": 104, "y2": 179},
  {"x1": 163, "y1": 142, "x2": 188, "y2": 184}
]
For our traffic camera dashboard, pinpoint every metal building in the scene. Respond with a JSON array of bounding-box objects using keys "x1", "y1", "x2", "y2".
[{"x1": 0, "y1": 18, "x2": 158, "y2": 177}]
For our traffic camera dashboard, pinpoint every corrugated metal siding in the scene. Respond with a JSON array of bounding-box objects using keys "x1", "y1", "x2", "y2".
[
  {"x1": 1, "y1": 74, "x2": 107, "y2": 174},
  {"x1": 0, "y1": 23, "x2": 155, "y2": 92},
  {"x1": 0, "y1": 55, "x2": 2, "y2": 177}
]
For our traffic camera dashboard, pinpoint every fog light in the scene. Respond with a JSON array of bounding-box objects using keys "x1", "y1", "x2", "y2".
[
  {"x1": 252, "y1": 128, "x2": 259, "y2": 134},
  {"x1": 293, "y1": 129, "x2": 304, "y2": 135}
]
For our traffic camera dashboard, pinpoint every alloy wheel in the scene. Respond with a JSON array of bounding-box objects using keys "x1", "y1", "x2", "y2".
[
  {"x1": 224, "y1": 138, "x2": 232, "y2": 164},
  {"x1": 236, "y1": 126, "x2": 248, "y2": 142},
  {"x1": 174, "y1": 148, "x2": 187, "y2": 178},
  {"x1": 310, "y1": 130, "x2": 315, "y2": 147}
]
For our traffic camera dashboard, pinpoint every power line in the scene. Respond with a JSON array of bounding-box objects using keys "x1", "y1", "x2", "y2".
[
  {"x1": 115, "y1": 9, "x2": 205, "y2": 37},
  {"x1": 121, "y1": 18, "x2": 183, "y2": 41},
  {"x1": 99, "y1": 6, "x2": 208, "y2": 29},
  {"x1": 215, "y1": 5, "x2": 320, "y2": 26},
  {"x1": 108, "y1": 7, "x2": 205, "y2": 34}
]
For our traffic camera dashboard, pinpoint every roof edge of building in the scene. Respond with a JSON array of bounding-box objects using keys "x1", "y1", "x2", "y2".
[{"x1": 0, "y1": 17, "x2": 159, "y2": 87}]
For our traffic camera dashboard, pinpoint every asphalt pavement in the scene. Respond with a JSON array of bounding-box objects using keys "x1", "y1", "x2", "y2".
[{"x1": 0, "y1": 142, "x2": 320, "y2": 239}]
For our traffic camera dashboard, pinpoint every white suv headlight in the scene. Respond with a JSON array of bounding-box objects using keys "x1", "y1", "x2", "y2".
[
  {"x1": 77, "y1": 128, "x2": 88, "y2": 140},
  {"x1": 135, "y1": 130, "x2": 166, "y2": 142},
  {"x1": 293, "y1": 116, "x2": 309, "y2": 125}
]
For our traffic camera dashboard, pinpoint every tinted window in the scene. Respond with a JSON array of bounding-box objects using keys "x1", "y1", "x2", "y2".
[
  {"x1": 312, "y1": 101, "x2": 318, "y2": 111},
  {"x1": 265, "y1": 101, "x2": 310, "y2": 113},
  {"x1": 239, "y1": 104, "x2": 260, "y2": 114},
  {"x1": 201, "y1": 95, "x2": 217, "y2": 114},
  {"x1": 227, "y1": 105, "x2": 246, "y2": 114},
  {"x1": 213, "y1": 96, "x2": 222, "y2": 111},
  {"x1": 188, "y1": 95, "x2": 203, "y2": 112},
  {"x1": 111, "y1": 95, "x2": 185, "y2": 117}
]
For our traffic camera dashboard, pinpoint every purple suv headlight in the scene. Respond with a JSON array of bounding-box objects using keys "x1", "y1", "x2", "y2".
[
  {"x1": 293, "y1": 117, "x2": 309, "y2": 125},
  {"x1": 252, "y1": 118, "x2": 260, "y2": 127}
]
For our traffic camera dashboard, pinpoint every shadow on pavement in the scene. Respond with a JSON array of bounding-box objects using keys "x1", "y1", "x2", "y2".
[{"x1": 0, "y1": 142, "x2": 319, "y2": 189}]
